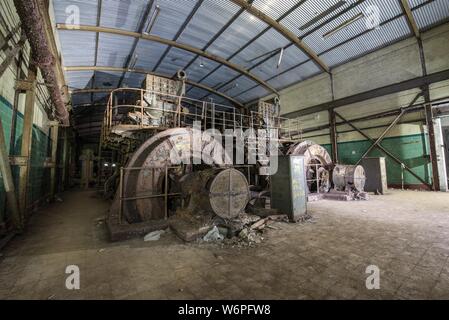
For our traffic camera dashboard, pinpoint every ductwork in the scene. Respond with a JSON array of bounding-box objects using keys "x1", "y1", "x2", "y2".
[{"x1": 13, "y1": 0, "x2": 70, "y2": 126}]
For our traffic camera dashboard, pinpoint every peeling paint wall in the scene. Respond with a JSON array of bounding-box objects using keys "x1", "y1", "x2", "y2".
[{"x1": 0, "y1": 0, "x2": 54, "y2": 227}]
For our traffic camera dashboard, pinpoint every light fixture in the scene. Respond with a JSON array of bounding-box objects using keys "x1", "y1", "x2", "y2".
[
  {"x1": 129, "y1": 54, "x2": 138, "y2": 70},
  {"x1": 299, "y1": 1, "x2": 347, "y2": 31},
  {"x1": 144, "y1": 5, "x2": 161, "y2": 34},
  {"x1": 277, "y1": 48, "x2": 284, "y2": 69},
  {"x1": 322, "y1": 12, "x2": 364, "y2": 39}
]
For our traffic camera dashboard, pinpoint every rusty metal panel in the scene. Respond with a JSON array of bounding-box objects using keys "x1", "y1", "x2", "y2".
[
  {"x1": 270, "y1": 155, "x2": 307, "y2": 222},
  {"x1": 361, "y1": 157, "x2": 388, "y2": 194}
]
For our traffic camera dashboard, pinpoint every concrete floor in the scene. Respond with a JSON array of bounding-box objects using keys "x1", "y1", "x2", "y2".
[{"x1": 1, "y1": 189, "x2": 449, "y2": 300}]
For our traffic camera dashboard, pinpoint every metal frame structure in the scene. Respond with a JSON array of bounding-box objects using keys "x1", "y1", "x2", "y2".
[
  {"x1": 284, "y1": 68, "x2": 449, "y2": 118},
  {"x1": 52, "y1": 0, "x2": 449, "y2": 137},
  {"x1": 100, "y1": 87, "x2": 301, "y2": 143},
  {"x1": 65, "y1": 66, "x2": 245, "y2": 108},
  {"x1": 56, "y1": 24, "x2": 279, "y2": 96},
  {"x1": 229, "y1": 0, "x2": 329, "y2": 73}
]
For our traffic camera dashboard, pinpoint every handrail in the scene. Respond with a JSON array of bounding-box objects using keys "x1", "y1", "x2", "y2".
[{"x1": 101, "y1": 88, "x2": 304, "y2": 144}]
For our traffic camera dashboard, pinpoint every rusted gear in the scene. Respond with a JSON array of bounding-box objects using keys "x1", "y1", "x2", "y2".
[
  {"x1": 112, "y1": 128, "x2": 231, "y2": 223},
  {"x1": 287, "y1": 141, "x2": 333, "y2": 194}
]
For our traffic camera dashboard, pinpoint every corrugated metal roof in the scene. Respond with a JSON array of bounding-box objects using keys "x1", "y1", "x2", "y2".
[
  {"x1": 156, "y1": 47, "x2": 197, "y2": 76},
  {"x1": 201, "y1": 65, "x2": 240, "y2": 88},
  {"x1": 100, "y1": 0, "x2": 148, "y2": 32},
  {"x1": 66, "y1": 71, "x2": 94, "y2": 90},
  {"x1": 185, "y1": 57, "x2": 221, "y2": 82},
  {"x1": 320, "y1": 15, "x2": 411, "y2": 67},
  {"x1": 149, "y1": 0, "x2": 199, "y2": 40},
  {"x1": 207, "y1": 11, "x2": 268, "y2": 59},
  {"x1": 411, "y1": 0, "x2": 449, "y2": 30},
  {"x1": 97, "y1": 33, "x2": 135, "y2": 67},
  {"x1": 177, "y1": 0, "x2": 240, "y2": 49},
  {"x1": 253, "y1": 0, "x2": 300, "y2": 21},
  {"x1": 123, "y1": 73, "x2": 146, "y2": 88},
  {"x1": 302, "y1": 0, "x2": 404, "y2": 55},
  {"x1": 58, "y1": 30, "x2": 96, "y2": 66},
  {"x1": 133, "y1": 40, "x2": 168, "y2": 70},
  {"x1": 53, "y1": 0, "x2": 449, "y2": 112}
]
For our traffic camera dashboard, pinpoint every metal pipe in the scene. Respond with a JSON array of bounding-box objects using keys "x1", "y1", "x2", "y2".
[{"x1": 13, "y1": 0, "x2": 70, "y2": 126}]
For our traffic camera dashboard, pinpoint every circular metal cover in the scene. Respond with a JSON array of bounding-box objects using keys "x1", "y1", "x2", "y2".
[
  {"x1": 333, "y1": 165, "x2": 366, "y2": 192},
  {"x1": 209, "y1": 169, "x2": 249, "y2": 219},
  {"x1": 118, "y1": 128, "x2": 229, "y2": 223},
  {"x1": 287, "y1": 141, "x2": 332, "y2": 166},
  {"x1": 287, "y1": 141, "x2": 333, "y2": 193}
]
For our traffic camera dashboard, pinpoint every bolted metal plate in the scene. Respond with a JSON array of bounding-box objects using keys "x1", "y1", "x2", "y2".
[{"x1": 209, "y1": 169, "x2": 249, "y2": 219}]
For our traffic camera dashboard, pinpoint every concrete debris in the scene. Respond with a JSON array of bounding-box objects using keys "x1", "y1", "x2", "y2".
[
  {"x1": 144, "y1": 230, "x2": 166, "y2": 242},
  {"x1": 169, "y1": 206, "x2": 305, "y2": 246},
  {"x1": 323, "y1": 190, "x2": 369, "y2": 201},
  {"x1": 203, "y1": 226, "x2": 224, "y2": 242},
  {"x1": 95, "y1": 216, "x2": 105, "y2": 227},
  {"x1": 250, "y1": 218, "x2": 267, "y2": 230},
  {"x1": 247, "y1": 206, "x2": 281, "y2": 218}
]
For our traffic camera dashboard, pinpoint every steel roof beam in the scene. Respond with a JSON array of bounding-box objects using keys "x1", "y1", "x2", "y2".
[
  {"x1": 183, "y1": 0, "x2": 257, "y2": 89},
  {"x1": 57, "y1": 24, "x2": 279, "y2": 96},
  {"x1": 229, "y1": 0, "x2": 330, "y2": 73},
  {"x1": 399, "y1": 0, "x2": 421, "y2": 39},
  {"x1": 91, "y1": 0, "x2": 102, "y2": 104},
  {"x1": 284, "y1": 68, "x2": 449, "y2": 118},
  {"x1": 197, "y1": 0, "x2": 308, "y2": 99},
  {"x1": 65, "y1": 66, "x2": 244, "y2": 108}
]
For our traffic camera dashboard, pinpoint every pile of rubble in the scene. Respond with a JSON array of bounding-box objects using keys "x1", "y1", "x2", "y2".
[{"x1": 165, "y1": 205, "x2": 312, "y2": 247}]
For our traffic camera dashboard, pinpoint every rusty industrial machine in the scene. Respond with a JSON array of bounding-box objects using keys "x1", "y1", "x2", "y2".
[{"x1": 99, "y1": 71, "x2": 368, "y2": 241}]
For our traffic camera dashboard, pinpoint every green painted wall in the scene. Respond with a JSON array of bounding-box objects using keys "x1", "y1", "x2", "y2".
[
  {"x1": 322, "y1": 133, "x2": 432, "y2": 186},
  {"x1": 0, "y1": 95, "x2": 51, "y2": 224}
]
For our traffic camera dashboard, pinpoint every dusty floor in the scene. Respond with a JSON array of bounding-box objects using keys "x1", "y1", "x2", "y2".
[{"x1": 1, "y1": 189, "x2": 449, "y2": 300}]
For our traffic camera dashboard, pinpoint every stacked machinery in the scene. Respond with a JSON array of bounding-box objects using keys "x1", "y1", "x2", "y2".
[{"x1": 99, "y1": 72, "x2": 370, "y2": 241}]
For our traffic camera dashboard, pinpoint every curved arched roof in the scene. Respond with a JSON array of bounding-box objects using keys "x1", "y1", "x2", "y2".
[{"x1": 52, "y1": 0, "x2": 449, "y2": 136}]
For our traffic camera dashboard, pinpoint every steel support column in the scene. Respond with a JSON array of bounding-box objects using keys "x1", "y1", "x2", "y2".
[
  {"x1": 50, "y1": 122, "x2": 59, "y2": 199},
  {"x1": 417, "y1": 34, "x2": 440, "y2": 191},
  {"x1": 18, "y1": 65, "x2": 37, "y2": 218},
  {"x1": 329, "y1": 108, "x2": 338, "y2": 163},
  {"x1": 61, "y1": 128, "x2": 69, "y2": 191},
  {"x1": 424, "y1": 89, "x2": 440, "y2": 191}
]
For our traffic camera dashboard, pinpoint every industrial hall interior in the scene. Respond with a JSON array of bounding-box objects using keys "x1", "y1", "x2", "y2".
[{"x1": 0, "y1": 0, "x2": 449, "y2": 301}]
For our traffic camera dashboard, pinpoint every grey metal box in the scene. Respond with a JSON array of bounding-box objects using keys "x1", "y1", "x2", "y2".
[
  {"x1": 361, "y1": 157, "x2": 388, "y2": 194},
  {"x1": 270, "y1": 156, "x2": 307, "y2": 222}
]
